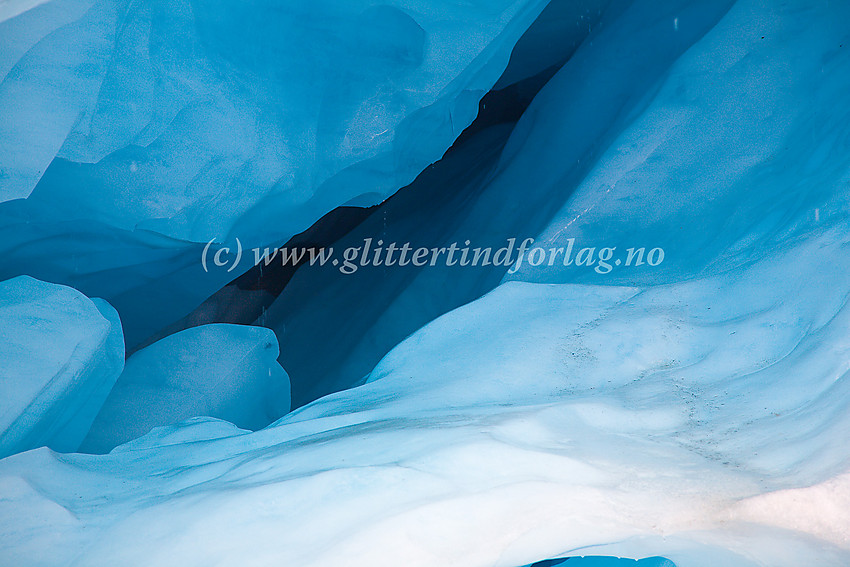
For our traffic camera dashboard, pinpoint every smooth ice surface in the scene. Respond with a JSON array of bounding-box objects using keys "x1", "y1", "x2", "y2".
[
  {"x1": 81, "y1": 324, "x2": 290, "y2": 454},
  {"x1": 0, "y1": 276, "x2": 123, "y2": 459},
  {"x1": 504, "y1": 0, "x2": 850, "y2": 285},
  {"x1": 0, "y1": 0, "x2": 50, "y2": 23},
  {"x1": 0, "y1": 0, "x2": 548, "y2": 241}
]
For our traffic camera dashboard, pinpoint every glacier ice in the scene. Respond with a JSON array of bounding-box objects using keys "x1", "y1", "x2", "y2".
[
  {"x1": 2, "y1": 227, "x2": 850, "y2": 566},
  {"x1": 504, "y1": 0, "x2": 850, "y2": 285},
  {"x1": 0, "y1": 0, "x2": 549, "y2": 241},
  {"x1": 264, "y1": 0, "x2": 850, "y2": 412},
  {"x1": 1, "y1": 0, "x2": 850, "y2": 565},
  {"x1": 493, "y1": 0, "x2": 613, "y2": 89},
  {"x1": 0, "y1": 0, "x2": 555, "y2": 353},
  {"x1": 81, "y1": 323, "x2": 290, "y2": 454},
  {"x1": 262, "y1": 0, "x2": 736, "y2": 406},
  {"x1": 0, "y1": 276, "x2": 123, "y2": 459}
]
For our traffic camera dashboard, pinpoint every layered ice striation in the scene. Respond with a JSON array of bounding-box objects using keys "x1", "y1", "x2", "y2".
[
  {"x1": 0, "y1": 276, "x2": 123, "y2": 459},
  {"x1": 81, "y1": 324, "x2": 290, "y2": 454}
]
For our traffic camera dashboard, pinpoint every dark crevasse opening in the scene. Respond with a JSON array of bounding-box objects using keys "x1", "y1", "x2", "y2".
[
  {"x1": 130, "y1": 0, "x2": 620, "y2": 410},
  {"x1": 205, "y1": 0, "x2": 732, "y2": 409},
  {"x1": 65, "y1": 0, "x2": 624, "y2": 454},
  {"x1": 121, "y1": 0, "x2": 737, "y2": 412}
]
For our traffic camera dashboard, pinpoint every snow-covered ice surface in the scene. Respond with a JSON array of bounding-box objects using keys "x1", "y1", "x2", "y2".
[
  {"x1": 0, "y1": 276, "x2": 123, "y2": 459},
  {"x1": 2, "y1": 228, "x2": 849, "y2": 566},
  {"x1": 81, "y1": 324, "x2": 290, "y2": 454},
  {"x1": 1, "y1": 0, "x2": 850, "y2": 566}
]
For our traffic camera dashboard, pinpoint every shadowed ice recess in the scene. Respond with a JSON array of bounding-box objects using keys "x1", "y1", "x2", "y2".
[{"x1": 1, "y1": 0, "x2": 850, "y2": 565}]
